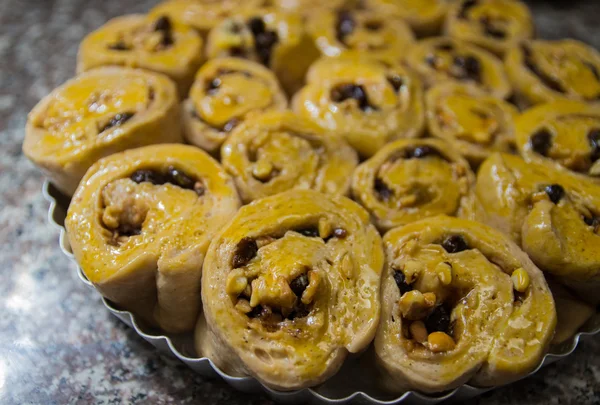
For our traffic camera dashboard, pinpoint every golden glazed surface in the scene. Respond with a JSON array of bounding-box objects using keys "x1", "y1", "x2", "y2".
[
  {"x1": 221, "y1": 111, "x2": 358, "y2": 203},
  {"x1": 373, "y1": 0, "x2": 451, "y2": 36},
  {"x1": 293, "y1": 56, "x2": 425, "y2": 157},
  {"x1": 197, "y1": 190, "x2": 383, "y2": 390},
  {"x1": 515, "y1": 100, "x2": 600, "y2": 180},
  {"x1": 405, "y1": 37, "x2": 511, "y2": 99},
  {"x1": 181, "y1": 57, "x2": 287, "y2": 153},
  {"x1": 425, "y1": 82, "x2": 518, "y2": 166},
  {"x1": 23, "y1": 67, "x2": 181, "y2": 196},
  {"x1": 505, "y1": 39, "x2": 600, "y2": 106},
  {"x1": 352, "y1": 138, "x2": 475, "y2": 232},
  {"x1": 77, "y1": 14, "x2": 204, "y2": 97},
  {"x1": 475, "y1": 153, "x2": 600, "y2": 303},
  {"x1": 66, "y1": 144, "x2": 240, "y2": 333},
  {"x1": 376, "y1": 216, "x2": 555, "y2": 393},
  {"x1": 444, "y1": 0, "x2": 534, "y2": 56}
]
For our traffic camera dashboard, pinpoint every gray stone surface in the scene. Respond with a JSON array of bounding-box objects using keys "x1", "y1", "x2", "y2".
[{"x1": 0, "y1": 0, "x2": 599, "y2": 404}]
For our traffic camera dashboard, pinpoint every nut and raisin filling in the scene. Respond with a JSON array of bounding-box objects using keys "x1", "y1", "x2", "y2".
[
  {"x1": 521, "y1": 43, "x2": 600, "y2": 100},
  {"x1": 528, "y1": 115, "x2": 600, "y2": 175},
  {"x1": 108, "y1": 16, "x2": 176, "y2": 53},
  {"x1": 100, "y1": 167, "x2": 205, "y2": 246},
  {"x1": 225, "y1": 220, "x2": 349, "y2": 331},
  {"x1": 33, "y1": 75, "x2": 153, "y2": 149},
  {"x1": 391, "y1": 234, "x2": 527, "y2": 353},
  {"x1": 425, "y1": 42, "x2": 483, "y2": 84},
  {"x1": 189, "y1": 68, "x2": 278, "y2": 133},
  {"x1": 373, "y1": 145, "x2": 470, "y2": 214},
  {"x1": 456, "y1": 0, "x2": 529, "y2": 41},
  {"x1": 334, "y1": 8, "x2": 403, "y2": 52}
]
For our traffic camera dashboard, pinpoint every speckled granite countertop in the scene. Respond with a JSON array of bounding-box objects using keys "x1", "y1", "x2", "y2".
[{"x1": 0, "y1": 0, "x2": 599, "y2": 404}]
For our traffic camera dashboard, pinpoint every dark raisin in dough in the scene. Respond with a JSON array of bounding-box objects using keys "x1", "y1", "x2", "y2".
[
  {"x1": 296, "y1": 227, "x2": 320, "y2": 237},
  {"x1": 290, "y1": 273, "x2": 309, "y2": 297},
  {"x1": 364, "y1": 20, "x2": 382, "y2": 31},
  {"x1": 584, "y1": 215, "x2": 599, "y2": 227},
  {"x1": 167, "y1": 166, "x2": 195, "y2": 189},
  {"x1": 100, "y1": 112, "x2": 134, "y2": 133},
  {"x1": 374, "y1": 177, "x2": 393, "y2": 201},
  {"x1": 130, "y1": 169, "x2": 165, "y2": 185},
  {"x1": 425, "y1": 305, "x2": 451, "y2": 333},
  {"x1": 387, "y1": 75, "x2": 404, "y2": 92},
  {"x1": 522, "y1": 45, "x2": 565, "y2": 93},
  {"x1": 116, "y1": 223, "x2": 142, "y2": 237},
  {"x1": 233, "y1": 237, "x2": 258, "y2": 268},
  {"x1": 480, "y1": 16, "x2": 506, "y2": 39},
  {"x1": 404, "y1": 145, "x2": 442, "y2": 159},
  {"x1": 437, "y1": 43, "x2": 455, "y2": 52},
  {"x1": 453, "y1": 55, "x2": 481, "y2": 83},
  {"x1": 442, "y1": 235, "x2": 470, "y2": 253},
  {"x1": 109, "y1": 41, "x2": 130, "y2": 51},
  {"x1": 247, "y1": 17, "x2": 278, "y2": 66},
  {"x1": 222, "y1": 118, "x2": 239, "y2": 133},
  {"x1": 206, "y1": 78, "x2": 221, "y2": 94},
  {"x1": 154, "y1": 16, "x2": 173, "y2": 47},
  {"x1": 393, "y1": 270, "x2": 412, "y2": 295},
  {"x1": 530, "y1": 129, "x2": 552, "y2": 156},
  {"x1": 588, "y1": 129, "x2": 600, "y2": 162},
  {"x1": 333, "y1": 228, "x2": 348, "y2": 238},
  {"x1": 458, "y1": 0, "x2": 478, "y2": 19},
  {"x1": 330, "y1": 84, "x2": 376, "y2": 111},
  {"x1": 336, "y1": 10, "x2": 356, "y2": 43},
  {"x1": 545, "y1": 184, "x2": 564, "y2": 204}
]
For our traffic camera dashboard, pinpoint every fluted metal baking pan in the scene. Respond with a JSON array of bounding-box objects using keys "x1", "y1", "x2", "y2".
[{"x1": 44, "y1": 181, "x2": 600, "y2": 405}]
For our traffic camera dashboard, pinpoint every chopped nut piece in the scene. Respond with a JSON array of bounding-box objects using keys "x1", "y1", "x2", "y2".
[
  {"x1": 398, "y1": 290, "x2": 435, "y2": 320},
  {"x1": 410, "y1": 321, "x2": 428, "y2": 344},
  {"x1": 436, "y1": 262, "x2": 453, "y2": 286},
  {"x1": 226, "y1": 269, "x2": 248, "y2": 296},
  {"x1": 318, "y1": 217, "x2": 332, "y2": 239},
  {"x1": 340, "y1": 254, "x2": 354, "y2": 279},
  {"x1": 423, "y1": 292, "x2": 437, "y2": 307},
  {"x1": 252, "y1": 160, "x2": 274, "y2": 181},
  {"x1": 235, "y1": 299, "x2": 252, "y2": 313},
  {"x1": 428, "y1": 331, "x2": 456, "y2": 352},
  {"x1": 511, "y1": 267, "x2": 530, "y2": 293}
]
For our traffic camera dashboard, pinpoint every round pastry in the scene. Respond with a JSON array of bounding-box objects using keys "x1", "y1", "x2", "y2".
[
  {"x1": 205, "y1": 9, "x2": 320, "y2": 94},
  {"x1": 23, "y1": 67, "x2": 181, "y2": 196},
  {"x1": 405, "y1": 37, "x2": 511, "y2": 99},
  {"x1": 221, "y1": 111, "x2": 358, "y2": 203},
  {"x1": 515, "y1": 100, "x2": 600, "y2": 180},
  {"x1": 181, "y1": 57, "x2": 287, "y2": 153},
  {"x1": 352, "y1": 139, "x2": 475, "y2": 232},
  {"x1": 197, "y1": 190, "x2": 383, "y2": 390},
  {"x1": 148, "y1": 0, "x2": 266, "y2": 36},
  {"x1": 444, "y1": 0, "x2": 534, "y2": 56},
  {"x1": 273, "y1": 0, "x2": 346, "y2": 14},
  {"x1": 77, "y1": 14, "x2": 203, "y2": 97},
  {"x1": 372, "y1": 0, "x2": 451, "y2": 36},
  {"x1": 505, "y1": 39, "x2": 600, "y2": 106},
  {"x1": 292, "y1": 57, "x2": 425, "y2": 157},
  {"x1": 475, "y1": 153, "x2": 600, "y2": 304},
  {"x1": 425, "y1": 82, "x2": 518, "y2": 167},
  {"x1": 65, "y1": 144, "x2": 240, "y2": 333},
  {"x1": 375, "y1": 216, "x2": 556, "y2": 393},
  {"x1": 306, "y1": 5, "x2": 414, "y2": 66}
]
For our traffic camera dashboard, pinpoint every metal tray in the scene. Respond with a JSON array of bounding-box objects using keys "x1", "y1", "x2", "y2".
[{"x1": 43, "y1": 180, "x2": 600, "y2": 405}]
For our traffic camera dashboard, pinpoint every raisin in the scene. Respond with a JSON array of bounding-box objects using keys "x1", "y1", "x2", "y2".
[
  {"x1": 404, "y1": 145, "x2": 442, "y2": 159},
  {"x1": 374, "y1": 177, "x2": 393, "y2": 201},
  {"x1": 229, "y1": 46, "x2": 246, "y2": 57},
  {"x1": 296, "y1": 227, "x2": 319, "y2": 237},
  {"x1": 545, "y1": 184, "x2": 565, "y2": 204},
  {"x1": 100, "y1": 112, "x2": 134, "y2": 133},
  {"x1": 206, "y1": 78, "x2": 221, "y2": 94},
  {"x1": 167, "y1": 166, "x2": 195, "y2": 189},
  {"x1": 387, "y1": 75, "x2": 404, "y2": 92},
  {"x1": 290, "y1": 274, "x2": 309, "y2": 297},
  {"x1": 154, "y1": 16, "x2": 173, "y2": 47},
  {"x1": 109, "y1": 41, "x2": 129, "y2": 51},
  {"x1": 442, "y1": 235, "x2": 470, "y2": 253},
  {"x1": 247, "y1": 17, "x2": 278, "y2": 65},
  {"x1": 336, "y1": 10, "x2": 356, "y2": 43},
  {"x1": 393, "y1": 270, "x2": 412, "y2": 295},
  {"x1": 458, "y1": 0, "x2": 478, "y2": 19},
  {"x1": 530, "y1": 129, "x2": 553, "y2": 156},
  {"x1": 436, "y1": 43, "x2": 454, "y2": 52},
  {"x1": 116, "y1": 223, "x2": 142, "y2": 237},
  {"x1": 453, "y1": 55, "x2": 481, "y2": 83},
  {"x1": 222, "y1": 118, "x2": 239, "y2": 133},
  {"x1": 364, "y1": 20, "x2": 382, "y2": 31},
  {"x1": 588, "y1": 129, "x2": 600, "y2": 162},
  {"x1": 583, "y1": 215, "x2": 598, "y2": 227},
  {"x1": 247, "y1": 17, "x2": 265, "y2": 35},
  {"x1": 286, "y1": 303, "x2": 310, "y2": 319},
  {"x1": 130, "y1": 170, "x2": 164, "y2": 185},
  {"x1": 232, "y1": 237, "x2": 258, "y2": 268},
  {"x1": 425, "y1": 305, "x2": 451, "y2": 333},
  {"x1": 480, "y1": 16, "x2": 506, "y2": 39},
  {"x1": 330, "y1": 84, "x2": 376, "y2": 111},
  {"x1": 522, "y1": 45, "x2": 565, "y2": 93},
  {"x1": 333, "y1": 228, "x2": 348, "y2": 238}
]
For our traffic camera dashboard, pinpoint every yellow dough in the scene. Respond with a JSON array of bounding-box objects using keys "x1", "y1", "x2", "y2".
[
  {"x1": 425, "y1": 82, "x2": 518, "y2": 167},
  {"x1": 77, "y1": 14, "x2": 203, "y2": 97},
  {"x1": 306, "y1": 4, "x2": 414, "y2": 66},
  {"x1": 444, "y1": 0, "x2": 534, "y2": 56},
  {"x1": 405, "y1": 37, "x2": 511, "y2": 99},
  {"x1": 352, "y1": 139, "x2": 475, "y2": 232},
  {"x1": 205, "y1": 9, "x2": 320, "y2": 94},
  {"x1": 505, "y1": 39, "x2": 600, "y2": 106},
  {"x1": 376, "y1": 216, "x2": 555, "y2": 393},
  {"x1": 197, "y1": 190, "x2": 383, "y2": 390},
  {"x1": 515, "y1": 100, "x2": 600, "y2": 180},
  {"x1": 66, "y1": 144, "x2": 241, "y2": 333},
  {"x1": 221, "y1": 111, "x2": 358, "y2": 203},
  {"x1": 372, "y1": 0, "x2": 452, "y2": 36},
  {"x1": 293, "y1": 56, "x2": 425, "y2": 157},
  {"x1": 181, "y1": 57, "x2": 287, "y2": 153},
  {"x1": 23, "y1": 67, "x2": 181, "y2": 196},
  {"x1": 475, "y1": 153, "x2": 600, "y2": 304}
]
